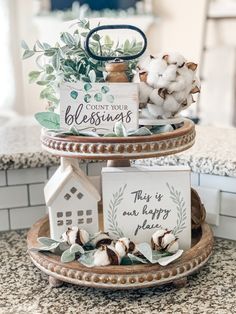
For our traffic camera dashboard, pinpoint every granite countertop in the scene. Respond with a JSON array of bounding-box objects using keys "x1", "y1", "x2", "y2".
[
  {"x1": 0, "y1": 117, "x2": 59, "y2": 170},
  {"x1": 0, "y1": 229, "x2": 235, "y2": 314},
  {"x1": 0, "y1": 116, "x2": 236, "y2": 177}
]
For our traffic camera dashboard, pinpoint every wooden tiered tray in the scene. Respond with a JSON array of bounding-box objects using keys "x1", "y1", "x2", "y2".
[
  {"x1": 27, "y1": 216, "x2": 213, "y2": 289},
  {"x1": 27, "y1": 118, "x2": 214, "y2": 289},
  {"x1": 41, "y1": 119, "x2": 195, "y2": 160}
]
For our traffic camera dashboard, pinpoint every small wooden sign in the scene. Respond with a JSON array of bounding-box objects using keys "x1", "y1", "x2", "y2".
[
  {"x1": 102, "y1": 166, "x2": 191, "y2": 250},
  {"x1": 60, "y1": 82, "x2": 139, "y2": 134}
]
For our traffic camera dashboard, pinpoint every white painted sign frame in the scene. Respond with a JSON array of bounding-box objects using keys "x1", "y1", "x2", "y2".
[
  {"x1": 102, "y1": 166, "x2": 191, "y2": 250},
  {"x1": 60, "y1": 82, "x2": 139, "y2": 134}
]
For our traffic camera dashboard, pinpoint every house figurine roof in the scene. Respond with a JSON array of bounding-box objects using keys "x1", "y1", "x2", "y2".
[{"x1": 44, "y1": 158, "x2": 101, "y2": 206}]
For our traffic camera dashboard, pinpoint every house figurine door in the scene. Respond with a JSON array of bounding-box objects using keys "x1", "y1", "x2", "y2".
[{"x1": 44, "y1": 158, "x2": 101, "y2": 241}]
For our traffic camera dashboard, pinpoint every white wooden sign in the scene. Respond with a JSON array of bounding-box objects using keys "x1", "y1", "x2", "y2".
[
  {"x1": 60, "y1": 82, "x2": 139, "y2": 134},
  {"x1": 102, "y1": 166, "x2": 191, "y2": 250}
]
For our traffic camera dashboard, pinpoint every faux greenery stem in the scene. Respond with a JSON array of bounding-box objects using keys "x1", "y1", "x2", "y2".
[{"x1": 22, "y1": 19, "x2": 141, "y2": 111}]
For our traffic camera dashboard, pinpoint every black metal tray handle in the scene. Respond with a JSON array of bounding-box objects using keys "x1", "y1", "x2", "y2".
[{"x1": 84, "y1": 24, "x2": 147, "y2": 61}]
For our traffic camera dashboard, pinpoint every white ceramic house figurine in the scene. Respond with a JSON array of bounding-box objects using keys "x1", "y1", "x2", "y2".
[{"x1": 44, "y1": 158, "x2": 101, "y2": 241}]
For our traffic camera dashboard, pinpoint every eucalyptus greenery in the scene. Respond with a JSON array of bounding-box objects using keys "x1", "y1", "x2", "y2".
[
  {"x1": 44, "y1": 121, "x2": 153, "y2": 138},
  {"x1": 30, "y1": 235, "x2": 182, "y2": 266},
  {"x1": 22, "y1": 19, "x2": 141, "y2": 111}
]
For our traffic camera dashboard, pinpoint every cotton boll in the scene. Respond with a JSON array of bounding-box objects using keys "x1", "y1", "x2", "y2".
[
  {"x1": 61, "y1": 227, "x2": 90, "y2": 246},
  {"x1": 61, "y1": 231, "x2": 69, "y2": 243},
  {"x1": 184, "y1": 94, "x2": 195, "y2": 109},
  {"x1": 168, "y1": 75, "x2": 186, "y2": 93},
  {"x1": 93, "y1": 247, "x2": 110, "y2": 266},
  {"x1": 162, "y1": 64, "x2": 178, "y2": 82},
  {"x1": 78, "y1": 229, "x2": 90, "y2": 245},
  {"x1": 138, "y1": 55, "x2": 154, "y2": 71},
  {"x1": 186, "y1": 62, "x2": 198, "y2": 72},
  {"x1": 166, "y1": 239, "x2": 179, "y2": 253},
  {"x1": 146, "y1": 58, "x2": 168, "y2": 88},
  {"x1": 115, "y1": 241, "x2": 126, "y2": 258},
  {"x1": 165, "y1": 52, "x2": 186, "y2": 67},
  {"x1": 165, "y1": 58, "x2": 196, "y2": 92},
  {"x1": 132, "y1": 69, "x2": 148, "y2": 83},
  {"x1": 139, "y1": 82, "x2": 153, "y2": 105},
  {"x1": 172, "y1": 89, "x2": 188, "y2": 104},
  {"x1": 151, "y1": 229, "x2": 179, "y2": 252},
  {"x1": 178, "y1": 66, "x2": 195, "y2": 94},
  {"x1": 132, "y1": 71, "x2": 141, "y2": 83},
  {"x1": 138, "y1": 52, "x2": 200, "y2": 117},
  {"x1": 179, "y1": 94, "x2": 195, "y2": 111},
  {"x1": 149, "y1": 89, "x2": 165, "y2": 106},
  {"x1": 90, "y1": 232, "x2": 113, "y2": 248},
  {"x1": 147, "y1": 103, "x2": 164, "y2": 118},
  {"x1": 148, "y1": 58, "x2": 167, "y2": 75},
  {"x1": 155, "y1": 77, "x2": 170, "y2": 89},
  {"x1": 161, "y1": 233, "x2": 176, "y2": 249},
  {"x1": 191, "y1": 85, "x2": 200, "y2": 94},
  {"x1": 163, "y1": 95, "x2": 180, "y2": 115},
  {"x1": 191, "y1": 76, "x2": 201, "y2": 94},
  {"x1": 115, "y1": 237, "x2": 137, "y2": 258},
  {"x1": 93, "y1": 245, "x2": 120, "y2": 266},
  {"x1": 151, "y1": 229, "x2": 167, "y2": 250}
]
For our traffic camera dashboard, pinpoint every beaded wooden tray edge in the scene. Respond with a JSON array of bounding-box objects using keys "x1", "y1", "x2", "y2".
[
  {"x1": 41, "y1": 119, "x2": 195, "y2": 160},
  {"x1": 27, "y1": 215, "x2": 213, "y2": 289}
]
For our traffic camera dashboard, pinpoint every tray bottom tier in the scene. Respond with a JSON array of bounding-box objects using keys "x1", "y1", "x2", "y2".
[{"x1": 27, "y1": 215, "x2": 213, "y2": 289}]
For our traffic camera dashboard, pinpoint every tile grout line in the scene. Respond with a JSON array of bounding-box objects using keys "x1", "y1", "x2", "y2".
[
  {"x1": 2, "y1": 204, "x2": 47, "y2": 211},
  {"x1": 46, "y1": 166, "x2": 50, "y2": 180},
  {"x1": 5, "y1": 169, "x2": 8, "y2": 186},
  {"x1": 8, "y1": 208, "x2": 11, "y2": 230},
  {"x1": 27, "y1": 184, "x2": 30, "y2": 206},
  {"x1": 0, "y1": 182, "x2": 45, "y2": 188}
]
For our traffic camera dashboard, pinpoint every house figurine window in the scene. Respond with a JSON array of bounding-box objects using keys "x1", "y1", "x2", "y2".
[
  {"x1": 77, "y1": 209, "x2": 93, "y2": 225},
  {"x1": 70, "y1": 187, "x2": 77, "y2": 194},
  {"x1": 64, "y1": 187, "x2": 84, "y2": 201},
  {"x1": 55, "y1": 209, "x2": 93, "y2": 227},
  {"x1": 77, "y1": 192, "x2": 84, "y2": 199}
]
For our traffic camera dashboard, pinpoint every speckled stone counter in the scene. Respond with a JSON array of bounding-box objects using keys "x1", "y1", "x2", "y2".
[
  {"x1": 136, "y1": 126, "x2": 236, "y2": 177},
  {"x1": 0, "y1": 117, "x2": 236, "y2": 177},
  {"x1": 0, "y1": 117, "x2": 59, "y2": 170},
  {"x1": 0, "y1": 229, "x2": 235, "y2": 314}
]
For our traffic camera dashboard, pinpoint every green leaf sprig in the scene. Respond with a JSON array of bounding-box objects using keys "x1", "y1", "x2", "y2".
[
  {"x1": 21, "y1": 19, "x2": 140, "y2": 110},
  {"x1": 29, "y1": 236, "x2": 182, "y2": 267},
  {"x1": 29, "y1": 237, "x2": 62, "y2": 252},
  {"x1": 61, "y1": 243, "x2": 85, "y2": 263}
]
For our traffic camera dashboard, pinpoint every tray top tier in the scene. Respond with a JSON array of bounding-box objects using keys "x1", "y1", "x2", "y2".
[{"x1": 41, "y1": 119, "x2": 195, "y2": 160}]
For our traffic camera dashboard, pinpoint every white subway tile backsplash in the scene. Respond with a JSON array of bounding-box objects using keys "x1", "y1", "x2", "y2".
[
  {"x1": 0, "y1": 209, "x2": 9, "y2": 231},
  {"x1": 10, "y1": 205, "x2": 46, "y2": 229},
  {"x1": 0, "y1": 161, "x2": 235, "y2": 239},
  {"x1": 89, "y1": 176, "x2": 102, "y2": 194},
  {"x1": 48, "y1": 166, "x2": 58, "y2": 179},
  {"x1": 48, "y1": 163, "x2": 87, "y2": 179},
  {"x1": 200, "y1": 174, "x2": 236, "y2": 193},
  {"x1": 212, "y1": 215, "x2": 236, "y2": 240},
  {"x1": 0, "y1": 186, "x2": 28, "y2": 209},
  {"x1": 79, "y1": 162, "x2": 87, "y2": 173},
  {"x1": 87, "y1": 162, "x2": 107, "y2": 176},
  {"x1": 7, "y1": 167, "x2": 47, "y2": 185},
  {"x1": 0, "y1": 171, "x2": 6, "y2": 186},
  {"x1": 29, "y1": 183, "x2": 45, "y2": 206},
  {"x1": 193, "y1": 185, "x2": 220, "y2": 226},
  {"x1": 191, "y1": 173, "x2": 199, "y2": 186},
  {"x1": 221, "y1": 192, "x2": 236, "y2": 217}
]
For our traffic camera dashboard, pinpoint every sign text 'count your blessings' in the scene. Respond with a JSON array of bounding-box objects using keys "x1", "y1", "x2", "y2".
[{"x1": 60, "y1": 82, "x2": 139, "y2": 134}]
